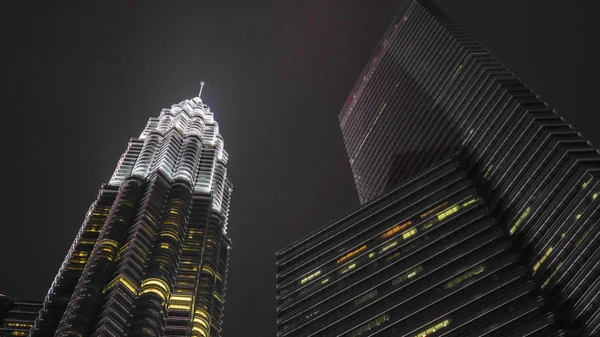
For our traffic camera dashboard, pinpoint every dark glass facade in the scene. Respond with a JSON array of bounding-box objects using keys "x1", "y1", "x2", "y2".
[
  {"x1": 338, "y1": 0, "x2": 600, "y2": 206},
  {"x1": 2, "y1": 95, "x2": 233, "y2": 337},
  {"x1": 278, "y1": 0, "x2": 600, "y2": 336},
  {"x1": 277, "y1": 158, "x2": 565, "y2": 337}
]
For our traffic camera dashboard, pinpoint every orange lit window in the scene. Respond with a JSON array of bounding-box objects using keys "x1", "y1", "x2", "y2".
[
  {"x1": 380, "y1": 221, "x2": 412, "y2": 239},
  {"x1": 337, "y1": 245, "x2": 367, "y2": 264}
]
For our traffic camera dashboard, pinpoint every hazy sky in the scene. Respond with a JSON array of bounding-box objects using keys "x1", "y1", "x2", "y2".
[{"x1": 2, "y1": 1, "x2": 599, "y2": 336}]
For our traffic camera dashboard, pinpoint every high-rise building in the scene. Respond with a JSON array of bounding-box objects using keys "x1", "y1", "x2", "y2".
[
  {"x1": 0, "y1": 295, "x2": 43, "y2": 336},
  {"x1": 277, "y1": 0, "x2": 600, "y2": 336},
  {"x1": 4, "y1": 90, "x2": 233, "y2": 337},
  {"x1": 277, "y1": 157, "x2": 564, "y2": 337},
  {"x1": 338, "y1": 0, "x2": 600, "y2": 206}
]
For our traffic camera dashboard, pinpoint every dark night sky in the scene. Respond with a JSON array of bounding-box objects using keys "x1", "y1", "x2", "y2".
[{"x1": 2, "y1": 1, "x2": 599, "y2": 336}]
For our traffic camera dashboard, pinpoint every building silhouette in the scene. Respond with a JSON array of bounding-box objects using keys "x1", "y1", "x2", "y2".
[
  {"x1": 278, "y1": 0, "x2": 600, "y2": 336},
  {"x1": 3, "y1": 91, "x2": 233, "y2": 337}
]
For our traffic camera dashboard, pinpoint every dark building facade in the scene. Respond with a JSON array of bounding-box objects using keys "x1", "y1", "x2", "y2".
[
  {"x1": 0, "y1": 295, "x2": 43, "y2": 336},
  {"x1": 3, "y1": 93, "x2": 233, "y2": 337},
  {"x1": 277, "y1": 158, "x2": 565, "y2": 337},
  {"x1": 277, "y1": 0, "x2": 600, "y2": 336}
]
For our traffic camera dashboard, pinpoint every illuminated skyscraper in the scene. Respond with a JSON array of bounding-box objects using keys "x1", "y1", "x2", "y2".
[
  {"x1": 277, "y1": 0, "x2": 600, "y2": 336},
  {"x1": 9, "y1": 87, "x2": 233, "y2": 337}
]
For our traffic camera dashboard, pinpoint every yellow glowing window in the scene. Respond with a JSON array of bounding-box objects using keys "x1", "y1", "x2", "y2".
[
  {"x1": 541, "y1": 261, "x2": 564, "y2": 289},
  {"x1": 170, "y1": 295, "x2": 193, "y2": 302},
  {"x1": 381, "y1": 240, "x2": 398, "y2": 252},
  {"x1": 321, "y1": 278, "x2": 329, "y2": 284},
  {"x1": 392, "y1": 266, "x2": 423, "y2": 286},
  {"x1": 300, "y1": 270, "x2": 321, "y2": 284},
  {"x1": 202, "y1": 266, "x2": 216, "y2": 277},
  {"x1": 341, "y1": 263, "x2": 357, "y2": 274},
  {"x1": 462, "y1": 198, "x2": 478, "y2": 207},
  {"x1": 533, "y1": 246, "x2": 553, "y2": 273},
  {"x1": 213, "y1": 292, "x2": 224, "y2": 303},
  {"x1": 103, "y1": 275, "x2": 137, "y2": 295},
  {"x1": 7, "y1": 322, "x2": 32, "y2": 328},
  {"x1": 368, "y1": 252, "x2": 376, "y2": 258},
  {"x1": 168, "y1": 303, "x2": 191, "y2": 310},
  {"x1": 402, "y1": 228, "x2": 417, "y2": 240},
  {"x1": 437, "y1": 205, "x2": 460, "y2": 221},
  {"x1": 140, "y1": 278, "x2": 170, "y2": 300},
  {"x1": 414, "y1": 319, "x2": 452, "y2": 337},
  {"x1": 337, "y1": 245, "x2": 367, "y2": 264},
  {"x1": 483, "y1": 164, "x2": 494, "y2": 179},
  {"x1": 582, "y1": 177, "x2": 593, "y2": 189},
  {"x1": 422, "y1": 220, "x2": 435, "y2": 229},
  {"x1": 380, "y1": 221, "x2": 412, "y2": 239},
  {"x1": 509, "y1": 207, "x2": 531, "y2": 235}
]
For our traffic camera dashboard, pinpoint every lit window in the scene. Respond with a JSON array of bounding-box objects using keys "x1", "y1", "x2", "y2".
[
  {"x1": 341, "y1": 263, "x2": 357, "y2": 274},
  {"x1": 483, "y1": 164, "x2": 494, "y2": 179},
  {"x1": 392, "y1": 266, "x2": 423, "y2": 286},
  {"x1": 541, "y1": 261, "x2": 564, "y2": 289},
  {"x1": 414, "y1": 319, "x2": 452, "y2": 337},
  {"x1": 509, "y1": 207, "x2": 531, "y2": 235},
  {"x1": 437, "y1": 205, "x2": 460, "y2": 221},
  {"x1": 402, "y1": 228, "x2": 417, "y2": 240},
  {"x1": 140, "y1": 278, "x2": 169, "y2": 300},
  {"x1": 381, "y1": 221, "x2": 412, "y2": 239},
  {"x1": 381, "y1": 240, "x2": 398, "y2": 252},
  {"x1": 581, "y1": 177, "x2": 593, "y2": 189},
  {"x1": 462, "y1": 198, "x2": 478, "y2": 207},
  {"x1": 337, "y1": 245, "x2": 367, "y2": 264},
  {"x1": 533, "y1": 246, "x2": 553, "y2": 274},
  {"x1": 300, "y1": 270, "x2": 321, "y2": 285}
]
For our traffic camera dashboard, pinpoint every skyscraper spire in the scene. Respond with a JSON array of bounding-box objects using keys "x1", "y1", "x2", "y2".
[{"x1": 199, "y1": 81, "x2": 205, "y2": 98}]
